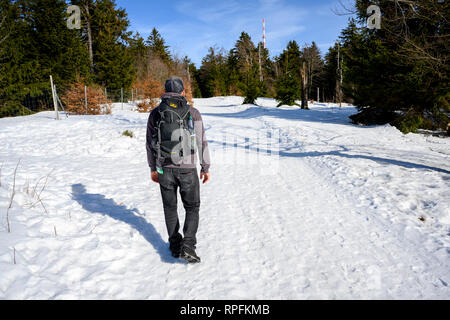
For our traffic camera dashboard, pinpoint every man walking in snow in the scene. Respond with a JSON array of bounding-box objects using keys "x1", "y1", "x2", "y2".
[{"x1": 146, "y1": 76, "x2": 211, "y2": 263}]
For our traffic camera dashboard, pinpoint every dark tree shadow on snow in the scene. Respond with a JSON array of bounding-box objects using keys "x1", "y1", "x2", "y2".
[
  {"x1": 202, "y1": 105, "x2": 357, "y2": 126},
  {"x1": 71, "y1": 184, "x2": 185, "y2": 264},
  {"x1": 202, "y1": 106, "x2": 449, "y2": 175},
  {"x1": 208, "y1": 140, "x2": 450, "y2": 175}
]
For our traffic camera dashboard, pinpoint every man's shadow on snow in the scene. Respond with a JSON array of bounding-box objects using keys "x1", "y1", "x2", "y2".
[{"x1": 71, "y1": 184, "x2": 185, "y2": 264}]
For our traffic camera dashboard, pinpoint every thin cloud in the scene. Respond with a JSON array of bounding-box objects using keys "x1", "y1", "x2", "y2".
[
  {"x1": 129, "y1": 0, "x2": 351, "y2": 65},
  {"x1": 175, "y1": 0, "x2": 244, "y2": 24},
  {"x1": 267, "y1": 25, "x2": 306, "y2": 41}
]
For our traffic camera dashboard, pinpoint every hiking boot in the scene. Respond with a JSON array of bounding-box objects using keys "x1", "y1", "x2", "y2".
[
  {"x1": 171, "y1": 248, "x2": 181, "y2": 258},
  {"x1": 181, "y1": 246, "x2": 201, "y2": 263},
  {"x1": 170, "y1": 243, "x2": 182, "y2": 259}
]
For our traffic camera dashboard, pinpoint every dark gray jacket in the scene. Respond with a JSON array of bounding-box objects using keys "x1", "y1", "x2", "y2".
[{"x1": 146, "y1": 93, "x2": 211, "y2": 173}]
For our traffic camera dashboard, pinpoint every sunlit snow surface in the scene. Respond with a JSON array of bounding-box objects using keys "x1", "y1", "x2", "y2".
[{"x1": 0, "y1": 97, "x2": 449, "y2": 299}]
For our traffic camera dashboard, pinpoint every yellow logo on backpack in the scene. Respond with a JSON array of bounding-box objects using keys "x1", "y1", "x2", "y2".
[{"x1": 169, "y1": 103, "x2": 177, "y2": 108}]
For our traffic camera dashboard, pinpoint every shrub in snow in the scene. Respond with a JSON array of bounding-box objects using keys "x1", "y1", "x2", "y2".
[
  {"x1": 0, "y1": 101, "x2": 34, "y2": 118},
  {"x1": 134, "y1": 75, "x2": 195, "y2": 111},
  {"x1": 62, "y1": 80, "x2": 111, "y2": 115},
  {"x1": 182, "y1": 77, "x2": 195, "y2": 107},
  {"x1": 134, "y1": 77, "x2": 164, "y2": 103},
  {"x1": 122, "y1": 130, "x2": 134, "y2": 138},
  {"x1": 137, "y1": 100, "x2": 158, "y2": 113}
]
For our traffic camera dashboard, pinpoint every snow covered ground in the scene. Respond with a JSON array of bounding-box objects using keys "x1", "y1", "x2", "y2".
[{"x1": 0, "y1": 96, "x2": 449, "y2": 299}]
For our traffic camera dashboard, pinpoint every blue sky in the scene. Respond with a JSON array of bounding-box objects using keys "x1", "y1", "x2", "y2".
[{"x1": 116, "y1": 0, "x2": 354, "y2": 66}]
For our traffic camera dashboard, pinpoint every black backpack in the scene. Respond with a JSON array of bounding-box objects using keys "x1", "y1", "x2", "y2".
[{"x1": 151, "y1": 96, "x2": 195, "y2": 168}]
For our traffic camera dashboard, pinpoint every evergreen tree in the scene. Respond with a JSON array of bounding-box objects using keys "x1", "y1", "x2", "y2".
[
  {"x1": 0, "y1": 0, "x2": 12, "y2": 58},
  {"x1": 235, "y1": 32, "x2": 261, "y2": 105},
  {"x1": 275, "y1": 40, "x2": 302, "y2": 107},
  {"x1": 129, "y1": 32, "x2": 148, "y2": 80},
  {"x1": 71, "y1": 0, "x2": 95, "y2": 71},
  {"x1": 226, "y1": 48, "x2": 241, "y2": 95},
  {"x1": 146, "y1": 28, "x2": 171, "y2": 65},
  {"x1": 27, "y1": 0, "x2": 90, "y2": 84},
  {"x1": 194, "y1": 32, "x2": 275, "y2": 101},
  {"x1": 197, "y1": 47, "x2": 227, "y2": 97},
  {"x1": 322, "y1": 44, "x2": 340, "y2": 102},
  {"x1": 302, "y1": 42, "x2": 324, "y2": 101},
  {"x1": 90, "y1": 0, "x2": 134, "y2": 90},
  {"x1": 275, "y1": 72, "x2": 301, "y2": 107},
  {"x1": 340, "y1": 20, "x2": 403, "y2": 117},
  {"x1": 183, "y1": 56, "x2": 201, "y2": 98},
  {"x1": 344, "y1": 1, "x2": 449, "y2": 133},
  {"x1": 0, "y1": 0, "x2": 28, "y2": 116},
  {"x1": 257, "y1": 41, "x2": 276, "y2": 97},
  {"x1": 242, "y1": 63, "x2": 261, "y2": 105},
  {"x1": 0, "y1": 0, "x2": 89, "y2": 117}
]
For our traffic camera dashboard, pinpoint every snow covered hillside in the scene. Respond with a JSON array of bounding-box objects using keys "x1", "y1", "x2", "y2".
[{"x1": 0, "y1": 96, "x2": 449, "y2": 299}]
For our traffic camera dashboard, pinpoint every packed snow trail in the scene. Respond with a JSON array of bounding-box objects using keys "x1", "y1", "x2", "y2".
[{"x1": 0, "y1": 97, "x2": 449, "y2": 299}]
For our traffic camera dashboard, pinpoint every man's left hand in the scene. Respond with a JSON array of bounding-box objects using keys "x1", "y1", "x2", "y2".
[{"x1": 200, "y1": 172, "x2": 210, "y2": 184}]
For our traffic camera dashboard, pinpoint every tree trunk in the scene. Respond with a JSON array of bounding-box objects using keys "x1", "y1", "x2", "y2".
[
  {"x1": 301, "y1": 62, "x2": 308, "y2": 109},
  {"x1": 83, "y1": 4, "x2": 94, "y2": 71}
]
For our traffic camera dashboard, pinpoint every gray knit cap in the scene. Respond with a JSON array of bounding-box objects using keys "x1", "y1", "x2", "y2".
[{"x1": 165, "y1": 76, "x2": 184, "y2": 93}]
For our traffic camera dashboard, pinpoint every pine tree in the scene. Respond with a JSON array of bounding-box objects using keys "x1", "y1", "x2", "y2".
[
  {"x1": 257, "y1": 42, "x2": 276, "y2": 97},
  {"x1": 183, "y1": 56, "x2": 201, "y2": 98},
  {"x1": 0, "y1": 0, "x2": 28, "y2": 116},
  {"x1": 226, "y1": 48, "x2": 242, "y2": 96},
  {"x1": 275, "y1": 41, "x2": 302, "y2": 107},
  {"x1": 275, "y1": 72, "x2": 301, "y2": 107},
  {"x1": 322, "y1": 44, "x2": 339, "y2": 102},
  {"x1": 197, "y1": 47, "x2": 228, "y2": 97},
  {"x1": 0, "y1": 0, "x2": 90, "y2": 117},
  {"x1": 302, "y1": 42, "x2": 324, "y2": 101},
  {"x1": 0, "y1": 0, "x2": 11, "y2": 57},
  {"x1": 71, "y1": 0, "x2": 95, "y2": 71},
  {"x1": 242, "y1": 63, "x2": 261, "y2": 105},
  {"x1": 235, "y1": 32, "x2": 261, "y2": 105},
  {"x1": 129, "y1": 32, "x2": 149, "y2": 80},
  {"x1": 89, "y1": 0, "x2": 134, "y2": 90},
  {"x1": 344, "y1": 1, "x2": 449, "y2": 133},
  {"x1": 26, "y1": 0, "x2": 90, "y2": 84},
  {"x1": 146, "y1": 28, "x2": 171, "y2": 65}
]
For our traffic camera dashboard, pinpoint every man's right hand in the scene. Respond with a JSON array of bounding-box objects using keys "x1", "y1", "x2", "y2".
[{"x1": 151, "y1": 171, "x2": 159, "y2": 184}]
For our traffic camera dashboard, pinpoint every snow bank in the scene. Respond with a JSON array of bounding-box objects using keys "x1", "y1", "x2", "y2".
[{"x1": 0, "y1": 97, "x2": 448, "y2": 299}]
